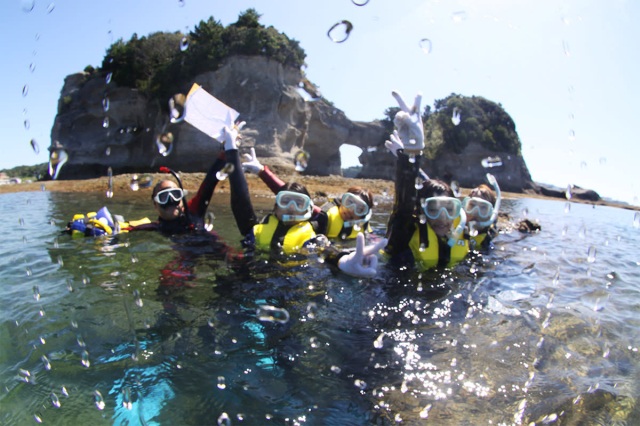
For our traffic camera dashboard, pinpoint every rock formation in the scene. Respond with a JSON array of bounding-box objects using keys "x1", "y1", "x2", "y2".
[{"x1": 49, "y1": 55, "x2": 538, "y2": 194}]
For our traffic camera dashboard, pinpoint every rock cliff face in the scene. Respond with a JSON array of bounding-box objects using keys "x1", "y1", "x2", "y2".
[{"x1": 49, "y1": 55, "x2": 536, "y2": 193}]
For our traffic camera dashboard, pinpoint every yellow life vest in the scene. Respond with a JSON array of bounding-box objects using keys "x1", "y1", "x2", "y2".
[
  {"x1": 325, "y1": 205, "x2": 371, "y2": 240},
  {"x1": 253, "y1": 214, "x2": 316, "y2": 255},
  {"x1": 469, "y1": 232, "x2": 488, "y2": 250},
  {"x1": 408, "y1": 223, "x2": 469, "y2": 270}
]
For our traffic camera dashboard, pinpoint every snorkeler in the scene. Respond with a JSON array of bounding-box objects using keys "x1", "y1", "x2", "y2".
[
  {"x1": 463, "y1": 174, "x2": 501, "y2": 251},
  {"x1": 383, "y1": 91, "x2": 469, "y2": 271},
  {"x1": 242, "y1": 149, "x2": 375, "y2": 240},
  {"x1": 221, "y1": 123, "x2": 386, "y2": 279}
]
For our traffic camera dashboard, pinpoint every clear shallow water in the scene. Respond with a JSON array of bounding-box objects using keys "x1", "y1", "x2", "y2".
[{"x1": 1, "y1": 190, "x2": 640, "y2": 425}]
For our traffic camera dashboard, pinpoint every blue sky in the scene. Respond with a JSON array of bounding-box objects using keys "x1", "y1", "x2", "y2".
[{"x1": 2, "y1": 0, "x2": 639, "y2": 204}]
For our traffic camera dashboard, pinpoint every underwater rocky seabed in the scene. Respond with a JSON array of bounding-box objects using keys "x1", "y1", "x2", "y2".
[{"x1": 1, "y1": 190, "x2": 639, "y2": 425}]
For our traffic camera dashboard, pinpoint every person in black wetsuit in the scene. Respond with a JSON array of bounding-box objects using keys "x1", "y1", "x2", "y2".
[
  {"x1": 219, "y1": 123, "x2": 387, "y2": 279},
  {"x1": 382, "y1": 91, "x2": 469, "y2": 271}
]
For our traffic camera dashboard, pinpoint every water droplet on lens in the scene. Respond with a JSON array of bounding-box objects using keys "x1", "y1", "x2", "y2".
[
  {"x1": 42, "y1": 354, "x2": 52, "y2": 370},
  {"x1": 521, "y1": 208, "x2": 529, "y2": 218},
  {"x1": 105, "y1": 146, "x2": 111, "y2": 156},
  {"x1": 587, "y1": 246, "x2": 597, "y2": 263},
  {"x1": 47, "y1": 3, "x2": 55, "y2": 14},
  {"x1": 169, "y1": 94, "x2": 186, "y2": 123},
  {"x1": 130, "y1": 174, "x2": 139, "y2": 191},
  {"x1": 105, "y1": 72, "x2": 113, "y2": 84},
  {"x1": 564, "y1": 202, "x2": 571, "y2": 214},
  {"x1": 354, "y1": 379, "x2": 367, "y2": 390},
  {"x1": 294, "y1": 150, "x2": 309, "y2": 172},
  {"x1": 48, "y1": 148, "x2": 68, "y2": 179},
  {"x1": 415, "y1": 177, "x2": 423, "y2": 190},
  {"x1": 106, "y1": 167, "x2": 113, "y2": 198},
  {"x1": 352, "y1": 0, "x2": 369, "y2": 5},
  {"x1": 217, "y1": 376, "x2": 226, "y2": 389},
  {"x1": 256, "y1": 305, "x2": 290, "y2": 324},
  {"x1": 31, "y1": 139, "x2": 40, "y2": 154},
  {"x1": 33, "y1": 285, "x2": 40, "y2": 301},
  {"x1": 562, "y1": 40, "x2": 571, "y2": 56},
  {"x1": 24, "y1": 118, "x2": 31, "y2": 130},
  {"x1": 22, "y1": 85, "x2": 29, "y2": 97},
  {"x1": 82, "y1": 350, "x2": 91, "y2": 367},
  {"x1": 94, "y1": 390, "x2": 105, "y2": 409},
  {"x1": 633, "y1": 212, "x2": 640, "y2": 229},
  {"x1": 565, "y1": 185, "x2": 572, "y2": 200},
  {"x1": 156, "y1": 132, "x2": 174, "y2": 156},
  {"x1": 218, "y1": 412, "x2": 231, "y2": 426},
  {"x1": 133, "y1": 289, "x2": 143, "y2": 307},
  {"x1": 120, "y1": 387, "x2": 132, "y2": 410},
  {"x1": 451, "y1": 11, "x2": 467, "y2": 23},
  {"x1": 204, "y1": 212, "x2": 215, "y2": 232},
  {"x1": 102, "y1": 96, "x2": 110, "y2": 112},
  {"x1": 373, "y1": 333, "x2": 384, "y2": 348},
  {"x1": 568, "y1": 129, "x2": 576, "y2": 142},
  {"x1": 180, "y1": 36, "x2": 189, "y2": 51},
  {"x1": 21, "y1": 0, "x2": 35, "y2": 12},
  {"x1": 481, "y1": 156, "x2": 502, "y2": 168},
  {"x1": 599, "y1": 157, "x2": 607, "y2": 166},
  {"x1": 418, "y1": 38, "x2": 433, "y2": 55},
  {"x1": 451, "y1": 180, "x2": 461, "y2": 197},
  {"x1": 50, "y1": 392, "x2": 61, "y2": 408},
  {"x1": 102, "y1": 117, "x2": 110, "y2": 128},
  {"x1": 216, "y1": 163, "x2": 235, "y2": 181},
  {"x1": 327, "y1": 20, "x2": 353, "y2": 43}
]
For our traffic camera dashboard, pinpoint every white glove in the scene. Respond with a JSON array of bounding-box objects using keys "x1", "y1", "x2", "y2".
[
  {"x1": 242, "y1": 147, "x2": 264, "y2": 174},
  {"x1": 384, "y1": 130, "x2": 404, "y2": 157},
  {"x1": 391, "y1": 91, "x2": 424, "y2": 152},
  {"x1": 338, "y1": 233, "x2": 388, "y2": 279},
  {"x1": 222, "y1": 121, "x2": 246, "y2": 151}
]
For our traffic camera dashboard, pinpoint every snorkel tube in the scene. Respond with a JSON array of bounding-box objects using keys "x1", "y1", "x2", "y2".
[
  {"x1": 343, "y1": 209, "x2": 373, "y2": 228},
  {"x1": 158, "y1": 166, "x2": 193, "y2": 228},
  {"x1": 281, "y1": 209, "x2": 313, "y2": 223},
  {"x1": 448, "y1": 208, "x2": 467, "y2": 247}
]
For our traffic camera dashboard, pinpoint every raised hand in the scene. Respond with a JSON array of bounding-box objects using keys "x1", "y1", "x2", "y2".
[
  {"x1": 338, "y1": 233, "x2": 388, "y2": 278},
  {"x1": 242, "y1": 147, "x2": 265, "y2": 174},
  {"x1": 222, "y1": 121, "x2": 246, "y2": 151},
  {"x1": 391, "y1": 91, "x2": 424, "y2": 152},
  {"x1": 384, "y1": 130, "x2": 404, "y2": 157}
]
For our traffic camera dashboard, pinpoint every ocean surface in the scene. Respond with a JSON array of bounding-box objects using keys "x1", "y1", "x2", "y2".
[{"x1": 1, "y1": 189, "x2": 639, "y2": 425}]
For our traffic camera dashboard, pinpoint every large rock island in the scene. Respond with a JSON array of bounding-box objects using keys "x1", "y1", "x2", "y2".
[{"x1": 47, "y1": 9, "x2": 556, "y2": 196}]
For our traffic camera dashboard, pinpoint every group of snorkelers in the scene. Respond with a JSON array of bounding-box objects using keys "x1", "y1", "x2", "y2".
[{"x1": 66, "y1": 91, "x2": 501, "y2": 280}]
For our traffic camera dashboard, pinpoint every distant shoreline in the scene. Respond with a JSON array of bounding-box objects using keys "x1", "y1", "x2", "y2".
[{"x1": 1, "y1": 171, "x2": 638, "y2": 212}]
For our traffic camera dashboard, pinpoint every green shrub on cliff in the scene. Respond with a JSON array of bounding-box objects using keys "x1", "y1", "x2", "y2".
[{"x1": 100, "y1": 8, "x2": 305, "y2": 108}]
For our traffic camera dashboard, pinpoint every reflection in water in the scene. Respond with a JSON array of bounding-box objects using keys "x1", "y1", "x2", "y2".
[{"x1": 0, "y1": 192, "x2": 640, "y2": 424}]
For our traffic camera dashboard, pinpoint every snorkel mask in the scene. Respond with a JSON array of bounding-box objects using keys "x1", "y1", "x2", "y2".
[
  {"x1": 465, "y1": 173, "x2": 501, "y2": 231},
  {"x1": 154, "y1": 187, "x2": 184, "y2": 206},
  {"x1": 157, "y1": 166, "x2": 193, "y2": 225},
  {"x1": 276, "y1": 190, "x2": 313, "y2": 223},
  {"x1": 339, "y1": 192, "x2": 372, "y2": 228},
  {"x1": 421, "y1": 196, "x2": 467, "y2": 247}
]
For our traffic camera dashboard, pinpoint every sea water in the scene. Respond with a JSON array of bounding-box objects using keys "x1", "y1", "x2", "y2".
[{"x1": 1, "y1": 190, "x2": 639, "y2": 425}]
